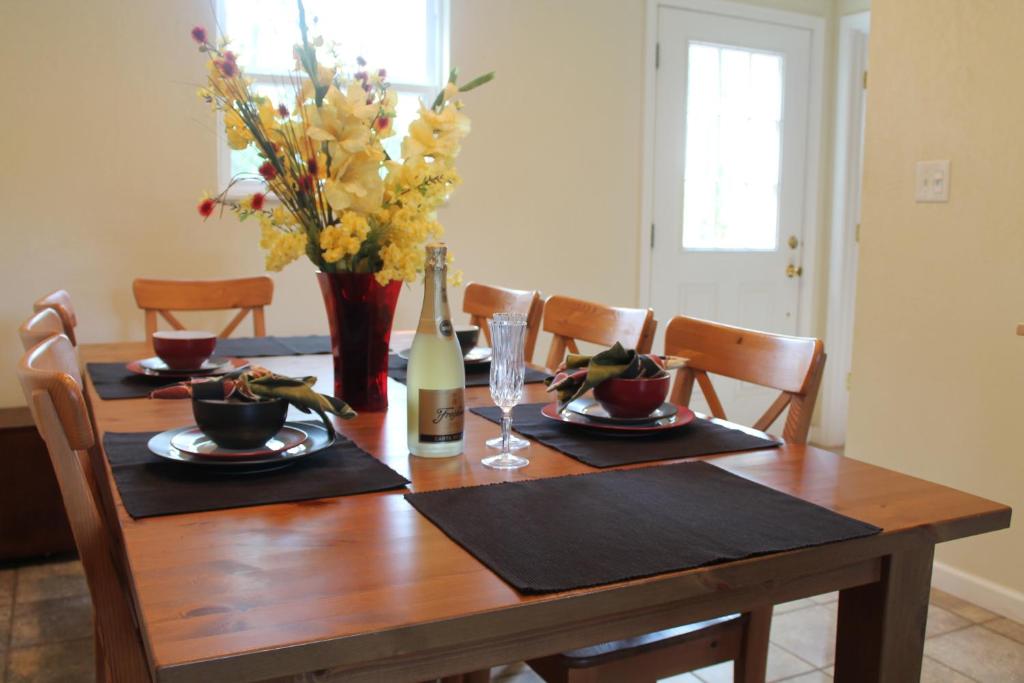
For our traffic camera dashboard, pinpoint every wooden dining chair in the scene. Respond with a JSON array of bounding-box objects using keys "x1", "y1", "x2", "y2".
[
  {"x1": 33, "y1": 289, "x2": 78, "y2": 345},
  {"x1": 18, "y1": 335, "x2": 151, "y2": 682},
  {"x1": 132, "y1": 277, "x2": 273, "y2": 341},
  {"x1": 463, "y1": 282, "x2": 544, "y2": 362},
  {"x1": 523, "y1": 317, "x2": 827, "y2": 683},
  {"x1": 665, "y1": 315, "x2": 826, "y2": 444},
  {"x1": 542, "y1": 295, "x2": 657, "y2": 370},
  {"x1": 20, "y1": 307, "x2": 66, "y2": 352},
  {"x1": 528, "y1": 610, "x2": 771, "y2": 683}
]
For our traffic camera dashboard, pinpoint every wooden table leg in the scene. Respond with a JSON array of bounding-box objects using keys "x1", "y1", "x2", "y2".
[{"x1": 834, "y1": 538, "x2": 935, "y2": 683}]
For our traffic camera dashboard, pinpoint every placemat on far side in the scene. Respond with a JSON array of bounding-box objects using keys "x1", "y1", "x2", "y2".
[
  {"x1": 387, "y1": 355, "x2": 549, "y2": 387},
  {"x1": 471, "y1": 403, "x2": 780, "y2": 468},
  {"x1": 86, "y1": 363, "x2": 183, "y2": 400},
  {"x1": 102, "y1": 428, "x2": 408, "y2": 518},
  {"x1": 214, "y1": 335, "x2": 332, "y2": 358},
  {"x1": 405, "y1": 462, "x2": 881, "y2": 594}
]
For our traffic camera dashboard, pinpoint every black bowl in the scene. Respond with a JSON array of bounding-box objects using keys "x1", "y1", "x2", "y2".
[
  {"x1": 455, "y1": 325, "x2": 480, "y2": 356},
  {"x1": 191, "y1": 398, "x2": 288, "y2": 450}
]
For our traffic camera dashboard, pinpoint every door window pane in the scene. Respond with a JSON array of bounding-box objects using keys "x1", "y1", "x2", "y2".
[{"x1": 681, "y1": 43, "x2": 783, "y2": 251}]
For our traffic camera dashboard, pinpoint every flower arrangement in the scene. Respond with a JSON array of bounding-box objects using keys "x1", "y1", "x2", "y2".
[{"x1": 191, "y1": 1, "x2": 492, "y2": 285}]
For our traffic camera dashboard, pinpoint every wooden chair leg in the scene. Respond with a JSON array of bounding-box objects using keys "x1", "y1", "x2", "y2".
[
  {"x1": 440, "y1": 673, "x2": 490, "y2": 683},
  {"x1": 734, "y1": 606, "x2": 772, "y2": 683},
  {"x1": 565, "y1": 669, "x2": 603, "y2": 683},
  {"x1": 94, "y1": 621, "x2": 110, "y2": 683}
]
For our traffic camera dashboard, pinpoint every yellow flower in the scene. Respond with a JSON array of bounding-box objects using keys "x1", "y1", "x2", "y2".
[
  {"x1": 323, "y1": 150, "x2": 384, "y2": 214},
  {"x1": 259, "y1": 220, "x2": 308, "y2": 272},
  {"x1": 304, "y1": 93, "x2": 371, "y2": 157},
  {"x1": 299, "y1": 65, "x2": 339, "y2": 102},
  {"x1": 401, "y1": 103, "x2": 471, "y2": 161},
  {"x1": 223, "y1": 109, "x2": 252, "y2": 150},
  {"x1": 319, "y1": 212, "x2": 370, "y2": 264},
  {"x1": 257, "y1": 99, "x2": 279, "y2": 133}
]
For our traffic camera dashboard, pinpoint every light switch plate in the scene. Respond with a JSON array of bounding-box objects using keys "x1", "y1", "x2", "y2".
[{"x1": 915, "y1": 160, "x2": 951, "y2": 202}]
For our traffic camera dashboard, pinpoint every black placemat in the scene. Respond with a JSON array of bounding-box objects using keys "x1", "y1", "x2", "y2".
[
  {"x1": 214, "y1": 335, "x2": 332, "y2": 357},
  {"x1": 471, "y1": 403, "x2": 781, "y2": 468},
  {"x1": 86, "y1": 363, "x2": 183, "y2": 400},
  {"x1": 387, "y1": 355, "x2": 549, "y2": 387},
  {"x1": 103, "y1": 428, "x2": 408, "y2": 518},
  {"x1": 405, "y1": 462, "x2": 881, "y2": 593}
]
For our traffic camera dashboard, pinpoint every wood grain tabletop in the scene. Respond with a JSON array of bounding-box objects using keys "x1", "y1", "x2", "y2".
[{"x1": 79, "y1": 339, "x2": 1011, "y2": 683}]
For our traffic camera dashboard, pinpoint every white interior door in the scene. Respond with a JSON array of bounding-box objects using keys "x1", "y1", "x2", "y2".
[{"x1": 650, "y1": 4, "x2": 815, "y2": 427}]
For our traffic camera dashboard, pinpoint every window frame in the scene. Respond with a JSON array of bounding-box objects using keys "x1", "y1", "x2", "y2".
[{"x1": 214, "y1": 0, "x2": 450, "y2": 199}]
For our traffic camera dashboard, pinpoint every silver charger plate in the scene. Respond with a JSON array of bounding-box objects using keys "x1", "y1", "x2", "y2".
[
  {"x1": 138, "y1": 356, "x2": 232, "y2": 374},
  {"x1": 396, "y1": 346, "x2": 492, "y2": 364},
  {"x1": 147, "y1": 421, "x2": 334, "y2": 472},
  {"x1": 566, "y1": 397, "x2": 679, "y2": 425},
  {"x1": 169, "y1": 425, "x2": 308, "y2": 458}
]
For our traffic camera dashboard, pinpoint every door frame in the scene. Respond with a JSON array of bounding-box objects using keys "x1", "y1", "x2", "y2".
[
  {"x1": 638, "y1": 0, "x2": 826, "y2": 343},
  {"x1": 819, "y1": 10, "x2": 870, "y2": 446}
]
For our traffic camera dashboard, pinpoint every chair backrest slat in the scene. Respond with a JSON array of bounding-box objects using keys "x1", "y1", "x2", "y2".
[
  {"x1": 463, "y1": 282, "x2": 544, "y2": 363},
  {"x1": 542, "y1": 295, "x2": 656, "y2": 370},
  {"x1": 665, "y1": 316, "x2": 825, "y2": 444},
  {"x1": 20, "y1": 308, "x2": 66, "y2": 352},
  {"x1": 18, "y1": 335, "x2": 150, "y2": 682},
  {"x1": 33, "y1": 290, "x2": 78, "y2": 345},
  {"x1": 132, "y1": 277, "x2": 273, "y2": 341}
]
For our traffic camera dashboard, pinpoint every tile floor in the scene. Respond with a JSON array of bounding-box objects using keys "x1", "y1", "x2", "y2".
[{"x1": 2, "y1": 559, "x2": 1022, "y2": 682}]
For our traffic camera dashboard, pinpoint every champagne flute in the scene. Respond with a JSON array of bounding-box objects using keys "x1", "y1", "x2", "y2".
[{"x1": 482, "y1": 313, "x2": 529, "y2": 470}]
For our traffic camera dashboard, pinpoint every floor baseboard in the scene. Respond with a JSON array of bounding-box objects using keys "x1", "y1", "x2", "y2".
[{"x1": 932, "y1": 560, "x2": 1024, "y2": 624}]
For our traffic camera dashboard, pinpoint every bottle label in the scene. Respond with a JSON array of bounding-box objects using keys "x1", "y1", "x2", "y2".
[
  {"x1": 439, "y1": 319, "x2": 453, "y2": 337},
  {"x1": 418, "y1": 388, "x2": 465, "y2": 443}
]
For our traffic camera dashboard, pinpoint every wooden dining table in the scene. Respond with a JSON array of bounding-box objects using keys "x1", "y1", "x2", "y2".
[{"x1": 81, "y1": 336, "x2": 1011, "y2": 683}]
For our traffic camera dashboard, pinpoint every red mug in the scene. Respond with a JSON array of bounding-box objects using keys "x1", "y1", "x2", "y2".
[
  {"x1": 593, "y1": 375, "x2": 670, "y2": 419},
  {"x1": 152, "y1": 330, "x2": 217, "y2": 370}
]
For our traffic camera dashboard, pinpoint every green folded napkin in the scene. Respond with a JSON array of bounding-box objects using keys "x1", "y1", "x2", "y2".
[
  {"x1": 545, "y1": 342, "x2": 685, "y2": 410},
  {"x1": 150, "y1": 368, "x2": 355, "y2": 438}
]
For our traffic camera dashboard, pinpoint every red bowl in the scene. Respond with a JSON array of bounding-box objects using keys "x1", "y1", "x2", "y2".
[
  {"x1": 593, "y1": 375, "x2": 670, "y2": 419},
  {"x1": 152, "y1": 330, "x2": 217, "y2": 370}
]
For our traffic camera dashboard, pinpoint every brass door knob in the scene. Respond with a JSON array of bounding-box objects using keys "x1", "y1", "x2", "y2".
[{"x1": 786, "y1": 264, "x2": 803, "y2": 278}]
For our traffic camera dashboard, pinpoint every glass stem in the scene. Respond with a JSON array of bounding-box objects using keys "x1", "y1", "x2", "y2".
[{"x1": 500, "y1": 407, "x2": 512, "y2": 456}]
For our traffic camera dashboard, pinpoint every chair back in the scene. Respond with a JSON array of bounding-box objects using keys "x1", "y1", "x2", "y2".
[
  {"x1": 18, "y1": 335, "x2": 150, "y2": 681},
  {"x1": 132, "y1": 277, "x2": 273, "y2": 341},
  {"x1": 542, "y1": 295, "x2": 657, "y2": 370},
  {"x1": 20, "y1": 308, "x2": 66, "y2": 352},
  {"x1": 33, "y1": 290, "x2": 78, "y2": 345},
  {"x1": 664, "y1": 316, "x2": 826, "y2": 443},
  {"x1": 463, "y1": 282, "x2": 544, "y2": 362}
]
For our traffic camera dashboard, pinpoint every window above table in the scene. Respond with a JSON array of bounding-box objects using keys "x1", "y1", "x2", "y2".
[{"x1": 217, "y1": 0, "x2": 449, "y2": 197}]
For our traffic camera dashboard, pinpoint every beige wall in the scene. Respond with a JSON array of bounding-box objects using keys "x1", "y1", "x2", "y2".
[
  {"x1": 0, "y1": 0, "x2": 650, "y2": 406},
  {"x1": 0, "y1": 0, "x2": 845, "y2": 408},
  {"x1": 848, "y1": 0, "x2": 1023, "y2": 599}
]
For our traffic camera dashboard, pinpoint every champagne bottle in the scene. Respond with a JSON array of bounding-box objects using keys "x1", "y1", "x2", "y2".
[{"x1": 407, "y1": 243, "x2": 466, "y2": 457}]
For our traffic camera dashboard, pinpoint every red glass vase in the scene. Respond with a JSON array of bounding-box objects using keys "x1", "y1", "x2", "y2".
[{"x1": 317, "y1": 272, "x2": 402, "y2": 412}]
